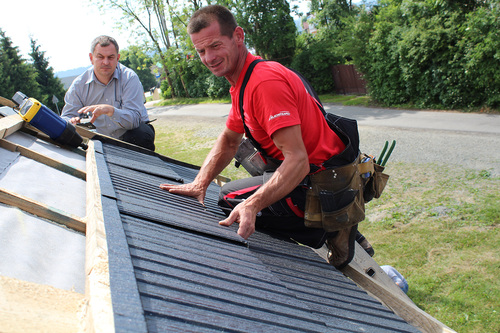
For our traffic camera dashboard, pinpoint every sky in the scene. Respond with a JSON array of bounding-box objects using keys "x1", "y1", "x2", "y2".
[{"x1": 1, "y1": 0, "x2": 129, "y2": 73}]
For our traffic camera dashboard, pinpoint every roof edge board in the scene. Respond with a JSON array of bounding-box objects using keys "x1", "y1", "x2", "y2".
[
  {"x1": 0, "y1": 138, "x2": 86, "y2": 180},
  {"x1": 85, "y1": 140, "x2": 116, "y2": 333},
  {"x1": 315, "y1": 243, "x2": 456, "y2": 333},
  {"x1": 92, "y1": 141, "x2": 117, "y2": 199},
  {"x1": 101, "y1": 195, "x2": 148, "y2": 333},
  {"x1": 76, "y1": 126, "x2": 159, "y2": 158},
  {"x1": 0, "y1": 187, "x2": 86, "y2": 233},
  {"x1": 87, "y1": 139, "x2": 149, "y2": 333}
]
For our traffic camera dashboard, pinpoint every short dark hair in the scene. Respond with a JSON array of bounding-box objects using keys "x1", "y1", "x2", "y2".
[
  {"x1": 187, "y1": 5, "x2": 237, "y2": 38},
  {"x1": 91, "y1": 35, "x2": 119, "y2": 54}
]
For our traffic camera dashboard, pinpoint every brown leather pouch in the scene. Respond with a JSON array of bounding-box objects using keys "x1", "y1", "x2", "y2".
[{"x1": 305, "y1": 155, "x2": 365, "y2": 232}]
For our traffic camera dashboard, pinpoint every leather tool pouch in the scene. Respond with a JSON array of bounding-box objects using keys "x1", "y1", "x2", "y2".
[
  {"x1": 304, "y1": 155, "x2": 366, "y2": 232},
  {"x1": 234, "y1": 137, "x2": 282, "y2": 176}
]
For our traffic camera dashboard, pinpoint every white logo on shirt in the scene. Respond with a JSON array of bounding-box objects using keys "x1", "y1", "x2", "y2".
[{"x1": 269, "y1": 111, "x2": 291, "y2": 121}]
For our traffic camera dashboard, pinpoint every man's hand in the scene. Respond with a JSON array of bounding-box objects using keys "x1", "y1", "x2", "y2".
[
  {"x1": 159, "y1": 182, "x2": 207, "y2": 206},
  {"x1": 219, "y1": 201, "x2": 259, "y2": 239},
  {"x1": 78, "y1": 104, "x2": 114, "y2": 123},
  {"x1": 68, "y1": 116, "x2": 81, "y2": 125}
]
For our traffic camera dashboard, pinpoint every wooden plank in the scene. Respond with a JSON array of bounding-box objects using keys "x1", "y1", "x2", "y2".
[
  {"x1": 84, "y1": 140, "x2": 115, "y2": 333},
  {"x1": 75, "y1": 125, "x2": 98, "y2": 140},
  {"x1": 0, "y1": 139, "x2": 86, "y2": 180},
  {"x1": 317, "y1": 242, "x2": 414, "y2": 301},
  {"x1": 0, "y1": 114, "x2": 24, "y2": 139},
  {"x1": 315, "y1": 243, "x2": 456, "y2": 333},
  {"x1": 0, "y1": 96, "x2": 17, "y2": 108},
  {"x1": 0, "y1": 187, "x2": 86, "y2": 233}
]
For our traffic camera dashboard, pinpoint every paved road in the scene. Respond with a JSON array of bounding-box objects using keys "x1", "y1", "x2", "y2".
[{"x1": 147, "y1": 103, "x2": 500, "y2": 176}]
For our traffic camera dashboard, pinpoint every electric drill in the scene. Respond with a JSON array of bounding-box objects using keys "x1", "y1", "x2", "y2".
[{"x1": 12, "y1": 92, "x2": 87, "y2": 150}]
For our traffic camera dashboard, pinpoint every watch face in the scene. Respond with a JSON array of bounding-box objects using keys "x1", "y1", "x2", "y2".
[{"x1": 19, "y1": 99, "x2": 34, "y2": 116}]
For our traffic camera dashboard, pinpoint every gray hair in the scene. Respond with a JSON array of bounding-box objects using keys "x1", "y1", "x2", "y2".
[{"x1": 90, "y1": 35, "x2": 119, "y2": 54}]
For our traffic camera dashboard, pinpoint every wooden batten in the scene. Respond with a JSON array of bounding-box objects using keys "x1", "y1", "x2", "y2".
[
  {"x1": 0, "y1": 187, "x2": 86, "y2": 234},
  {"x1": 0, "y1": 138, "x2": 86, "y2": 180},
  {"x1": 84, "y1": 140, "x2": 115, "y2": 333}
]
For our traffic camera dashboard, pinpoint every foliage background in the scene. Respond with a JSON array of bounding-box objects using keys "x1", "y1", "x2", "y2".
[{"x1": 1, "y1": 0, "x2": 498, "y2": 111}]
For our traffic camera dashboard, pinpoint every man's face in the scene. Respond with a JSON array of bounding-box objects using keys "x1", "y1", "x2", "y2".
[
  {"x1": 190, "y1": 20, "x2": 241, "y2": 81},
  {"x1": 90, "y1": 44, "x2": 120, "y2": 84}
]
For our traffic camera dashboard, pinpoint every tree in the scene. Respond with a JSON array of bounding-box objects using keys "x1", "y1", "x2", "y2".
[
  {"x1": 228, "y1": 0, "x2": 297, "y2": 66},
  {"x1": 94, "y1": 0, "x2": 202, "y2": 97},
  {"x1": 29, "y1": 38, "x2": 66, "y2": 112},
  {"x1": 92, "y1": 0, "x2": 302, "y2": 98},
  {"x1": 291, "y1": 0, "x2": 356, "y2": 93},
  {"x1": 291, "y1": 35, "x2": 340, "y2": 93},
  {"x1": 120, "y1": 46, "x2": 157, "y2": 91},
  {"x1": 348, "y1": 0, "x2": 499, "y2": 109},
  {"x1": 0, "y1": 29, "x2": 40, "y2": 101},
  {"x1": 461, "y1": 4, "x2": 500, "y2": 108},
  {"x1": 310, "y1": 0, "x2": 351, "y2": 35}
]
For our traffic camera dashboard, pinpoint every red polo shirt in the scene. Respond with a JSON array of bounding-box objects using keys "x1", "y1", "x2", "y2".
[{"x1": 227, "y1": 54, "x2": 345, "y2": 166}]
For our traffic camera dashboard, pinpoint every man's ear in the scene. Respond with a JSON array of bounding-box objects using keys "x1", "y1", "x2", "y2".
[
  {"x1": 234, "y1": 26, "x2": 245, "y2": 44},
  {"x1": 89, "y1": 53, "x2": 93, "y2": 63},
  {"x1": 117, "y1": 54, "x2": 121, "y2": 61}
]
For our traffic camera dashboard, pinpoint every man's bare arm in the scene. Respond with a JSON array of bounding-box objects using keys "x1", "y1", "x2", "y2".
[
  {"x1": 219, "y1": 125, "x2": 310, "y2": 238},
  {"x1": 160, "y1": 127, "x2": 243, "y2": 204}
]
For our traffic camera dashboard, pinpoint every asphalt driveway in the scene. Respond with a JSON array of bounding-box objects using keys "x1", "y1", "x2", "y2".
[{"x1": 147, "y1": 102, "x2": 500, "y2": 177}]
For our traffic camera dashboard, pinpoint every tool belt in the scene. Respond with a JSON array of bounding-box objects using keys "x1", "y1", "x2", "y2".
[{"x1": 304, "y1": 153, "x2": 389, "y2": 232}]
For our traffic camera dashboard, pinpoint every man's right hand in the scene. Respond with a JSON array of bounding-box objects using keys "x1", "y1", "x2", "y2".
[
  {"x1": 69, "y1": 116, "x2": 81, "y2": 125},
  {"x1": 159, "y1": 182, "x2": 207, "y2": 206}
]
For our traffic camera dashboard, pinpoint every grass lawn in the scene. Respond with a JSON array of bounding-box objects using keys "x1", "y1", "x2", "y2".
[{"x1": 152, "y1": 102, "x2": 499, "y2": 333}]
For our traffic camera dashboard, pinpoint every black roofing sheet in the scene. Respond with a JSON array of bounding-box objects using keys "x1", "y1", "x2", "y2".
[{"x1": 96, "y1": 141, "x2": 419, "y2": 333}]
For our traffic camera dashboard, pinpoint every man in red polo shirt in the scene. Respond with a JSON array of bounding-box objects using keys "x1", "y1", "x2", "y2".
[{"x1": 160, "y1": 5, "x2": 372, "y2": 268}]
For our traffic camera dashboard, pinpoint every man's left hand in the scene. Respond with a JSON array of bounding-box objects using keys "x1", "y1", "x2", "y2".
[{"x1": 79, "y1": 104, "x2": 114, "y2": 123}]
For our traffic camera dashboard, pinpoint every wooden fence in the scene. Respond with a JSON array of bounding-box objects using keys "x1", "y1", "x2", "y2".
[{"x1": 332, "y1": 64, "x2": 367, "y2": 95}]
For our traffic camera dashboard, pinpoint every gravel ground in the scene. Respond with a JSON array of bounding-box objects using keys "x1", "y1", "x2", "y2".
[
  {"x1": 150, "y1": 103, "x2": 500, "y2": 177},
  {"x1": 358, "y1": 126, "x2": 500, "y2": 177}
]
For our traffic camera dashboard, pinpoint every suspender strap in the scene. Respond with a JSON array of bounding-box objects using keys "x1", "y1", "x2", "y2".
[
  {"x1": 287, "y1": 67, "x2": 326, "y2": 116},
  {"x1": 238, "y1": 59, "x2": 266, "y2": 154}
]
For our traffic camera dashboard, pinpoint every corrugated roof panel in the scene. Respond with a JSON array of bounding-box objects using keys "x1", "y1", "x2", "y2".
[
  {"x1": 96, "y1": 141, "x2": 419, "y2": 332},
  {"x1": 124, "y1": 216, "x2": 329, "y2": 332},
  {"x1": 249, "y1": 238, "x2": 416, "y2": 332},
  {"x1": 106, "y1": 162, "x2": 242, "y2": 243},
  {"x1": 103, "y1": 144, "x2": 184, "y2": 183}
]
